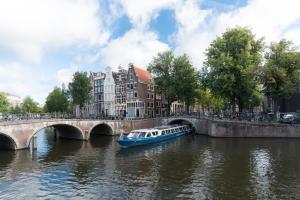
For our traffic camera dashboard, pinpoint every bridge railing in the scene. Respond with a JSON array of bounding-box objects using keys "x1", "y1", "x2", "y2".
[
  {"x1": 0, "y1": 113, "x2": 75, "y2": 122},
  {"x1": 166, "y1": 111, "x2": 300, "y2": 124},
  {"x1": 0, "y1": 112, "x2": 298, "y2": 124}
]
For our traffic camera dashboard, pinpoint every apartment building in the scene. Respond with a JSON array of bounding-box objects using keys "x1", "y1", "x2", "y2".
[
  {"x1": 103, "y1": 66, "x2": 115, "y2": 116},
  {"x1": 90, "y1": 72, "x2": 105, "y2": 116},
  {"x1": 113, "y1": 67, "x2": 128, "y2": 118},
  {"x1": 84, "y1": 64, "x2": 173, "y2": 118}
]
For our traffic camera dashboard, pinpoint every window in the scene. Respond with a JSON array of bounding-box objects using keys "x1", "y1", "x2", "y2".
[
  {"x1": 162, "y1": 131, "x2": 165, "y2": 135},
  {"x1": 134, "y1": 92, "x2": 137, "y2": 97}
]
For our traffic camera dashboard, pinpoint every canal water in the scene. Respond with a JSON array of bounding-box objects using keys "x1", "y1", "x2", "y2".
[{"x1": 1, "y1": 129, "x2": 300, "y2": 199}]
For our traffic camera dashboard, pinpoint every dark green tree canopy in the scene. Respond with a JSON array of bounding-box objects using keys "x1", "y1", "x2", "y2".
[
  {"x1": 148, "y1": 51, "x2": 198, "y2": 112},
  {"x1": 173, "y1": 54, "x2": 198, "y2": 108},
  {"x1": 148, "y1": 51, "x2": 176, "y2": 106},
  {"x1": 68, "y1": 71, "x2": 92, "y2": 110},
  {"x1": 45, "y1": 86, "x2": 69, "y2": 113},
  {"x1": 262, "y1": 39, "x2": 300, "y2": 99},
  {"x1": 203, "y1": 27, "x2": 264, "y2": 111}
]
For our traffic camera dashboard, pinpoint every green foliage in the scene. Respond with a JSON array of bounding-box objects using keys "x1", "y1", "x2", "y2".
[
  {"x1": 68, "y1": 72, "x2": 92, "y2": 110},
  {"x1": 22, "y1": 96, "x2": 40, "y2": 113},
  {"x1": 262, "y1": 39, "x2": 300, "y2": 99},
  {"x1": 148, "y1": 51, "x2": 198, "y2": 112},
  {"x1": 11, "y1": 105, "x2": 22, "y2": 114},
  {"x1": 195, "y1": 88, "x2": 225, "y2": 110},
  {"x1": 0, "y1": 92, "x2": 10, "y2": 114},
  {"x1": 173, "y1": 54, "x2": 198, "y2": 109},
  {"x1": 203, "y1": 27, "x2": 264, "y2": 111},
  {"x1": 148, "y1": 51, "x2": 176, "y2": 108},
  {"x1": 45, "y1": 86, "x2": 69, "y2": 113}
]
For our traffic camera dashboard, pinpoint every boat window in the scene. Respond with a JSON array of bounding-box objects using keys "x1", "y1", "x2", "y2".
[
  {"x1": 162, "y1": 131, "x2": 165, "y2": 135},
  {"x1": 171, "y1": 129, "x2": 175, "y2": 133},
  {"x1": 139, "y1": 132, "x2": 147, "y2": 137},
  {"x1": 152, "y1": 132, "x2": 157, "y2": 136},
  {"x1": 146, "y1": 132, "x2": 152, "y2": 137}
]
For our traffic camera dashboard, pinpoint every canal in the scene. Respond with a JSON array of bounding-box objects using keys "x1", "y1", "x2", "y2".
[{"x1": 1, "y1": 129, "x2": 300, "y2": 199}]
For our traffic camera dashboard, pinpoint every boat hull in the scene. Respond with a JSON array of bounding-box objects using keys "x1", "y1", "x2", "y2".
[{"x1": 117, "y1": 130, "x2": 190, "y2": 148}]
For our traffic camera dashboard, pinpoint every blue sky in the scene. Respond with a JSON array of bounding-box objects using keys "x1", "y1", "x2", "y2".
[{"x1": 0, "y1": 0, "x2": 299, "y2": 104}]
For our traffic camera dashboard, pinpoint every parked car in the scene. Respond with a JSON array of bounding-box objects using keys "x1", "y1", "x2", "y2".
[{"x1": 280, "y1": 113, "x2": 300, "y2": 124}]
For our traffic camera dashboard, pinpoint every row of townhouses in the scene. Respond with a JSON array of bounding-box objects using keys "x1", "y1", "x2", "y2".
[{"x1": 76, "y1": 64, "x2": 185, "y2": 118}]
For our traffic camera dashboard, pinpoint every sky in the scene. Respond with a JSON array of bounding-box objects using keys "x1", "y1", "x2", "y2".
[{"x1": 0, "y1": 0, "x2": 300, "y2": 104}]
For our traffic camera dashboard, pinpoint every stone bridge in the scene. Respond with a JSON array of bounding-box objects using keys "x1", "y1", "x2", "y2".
[{"x1": 1, "y1": 117, "x2": 300, "y2": 150}]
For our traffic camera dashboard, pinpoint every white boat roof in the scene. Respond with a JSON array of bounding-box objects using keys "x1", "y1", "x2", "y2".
[{"x1": 131, "y1": 124, "x2": 187, "y2": 132}]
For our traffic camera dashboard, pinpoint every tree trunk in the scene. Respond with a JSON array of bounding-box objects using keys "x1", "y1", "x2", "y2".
[
  {"x1": 238, "y1": 99, "x2": 243, "y2": 113},
  {"x1": 231, "y1": 97, "x2": 236, "y2": 114},
  {"x1": 185, "y1": 102, "x2": 190, "y2": 113},
  {"x1": 167, "y1": 100, "x2": 171, "y2": 116}
]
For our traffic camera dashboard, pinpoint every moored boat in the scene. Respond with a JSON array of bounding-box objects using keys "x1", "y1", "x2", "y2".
[{"x1": 116, "y1": 124, "x2": 191, "y2": 148}]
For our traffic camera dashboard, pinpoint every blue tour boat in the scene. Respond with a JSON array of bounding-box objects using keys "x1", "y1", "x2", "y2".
[{"x1": 117, "y1": 124, "x2": 191, "y2": 148}]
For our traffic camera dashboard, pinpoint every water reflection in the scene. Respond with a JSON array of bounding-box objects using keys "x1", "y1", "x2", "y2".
[
  {"x1": 250, "y1": 149, "x2": 273, "y2": 199},
  {"x1": 1, "y1": 132, "x2": 300, "y2": 199}
]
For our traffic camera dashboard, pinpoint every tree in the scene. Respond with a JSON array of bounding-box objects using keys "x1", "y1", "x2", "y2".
[
  {"x1": 148, "y1": 51, "x2": 177, "y2": 114},
  {"x1": 45, "y1": 86, "x2": 69, "y2": 113},
  {"x1": 148, "y1": 51, "x2": 198, "y2": 113},
  {"x1": 0, "y1": 92, "x2": 10, "y2": 114},
  {"x1": 68, "y1": 72, "x2": 92, "y2": 114},
  {"x1": 11, "y1": 105, "x2": 22, "y2": 114},
  {"x1": 173, "y1": 54, "x2": 198, "y2": 112},
  {"x1": 195, "y1": 88, "x2": 225, "y2": 112},
  {"x1": 22, "y1": 96, "x2": 40, "y2": 113},
  {"x1": 261, "y1": 39, "x2": 300, "y2": 111},
  {"x1": 203, "y1": 27, "x2": 264, "y2": 112}
]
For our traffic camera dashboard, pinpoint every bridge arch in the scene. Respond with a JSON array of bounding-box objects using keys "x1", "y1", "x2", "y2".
[
  {"x1": 26, "y1": 123, "x2": 85, "y2": 148},
  {"x1": 0, "y1": 132, "x2": 17, "y2": 150},
  {"x1": 89, "y1": 123, "x2": 113, "y2": 138},
  {"x1": 167, "y1": 118, "x2": 196, "y2": 133}
]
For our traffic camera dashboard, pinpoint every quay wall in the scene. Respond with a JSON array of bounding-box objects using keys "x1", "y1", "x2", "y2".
[
  {"x1": 161, "y1": 117, "x2": 300, "y2": 138},
  {"x1": 207, "y1": 120, "x2": 300, "y2": 138}
]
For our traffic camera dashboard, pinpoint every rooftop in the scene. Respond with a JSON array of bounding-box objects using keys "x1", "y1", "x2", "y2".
[{"x1": 133, "y1": 66, "x2": 152, "y2": 82}]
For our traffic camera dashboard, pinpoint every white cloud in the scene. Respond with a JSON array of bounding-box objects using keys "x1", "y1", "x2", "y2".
[
  {"x1": 100, "y1": 29, "x2": 169, "y2": 69},
  {"x1": 118, "y1": 0, "x2": 179, "y2": 29},
  {"x1": 0, "y1": 62, "x2": 50, "y2": 103},
  {"x1": 0, "y1": 62, "x2": 80, "y2": 104},
  {"x1": 56, "y1": 65, "x2": 79, "y2": 86},
  {"x1": 0, "y1": 0, "x2": 109, "y2": 63},
  {"x1": 2, "y1": 0, "x2": 300, "y2": 104}
]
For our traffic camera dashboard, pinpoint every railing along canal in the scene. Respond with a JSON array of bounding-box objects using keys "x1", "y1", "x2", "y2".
[{"x1": 1, "y1": 111, "x2": 299, "y2": 124}]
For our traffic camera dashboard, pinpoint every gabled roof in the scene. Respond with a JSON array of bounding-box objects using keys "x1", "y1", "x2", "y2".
[{"x1": 133, "y1": 66, "x2": 152, "y2": 82}]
